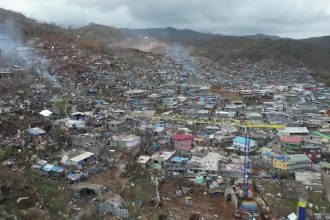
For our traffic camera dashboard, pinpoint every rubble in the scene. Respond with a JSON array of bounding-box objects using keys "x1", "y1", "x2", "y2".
[{"x1": 1, "y1": 24, "x2": 330, "y2": 220}]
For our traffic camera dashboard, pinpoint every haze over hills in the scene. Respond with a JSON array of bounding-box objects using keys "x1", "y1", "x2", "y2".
[{"x1": 1, "y1": 7, "x2": 330, "y2": 85}]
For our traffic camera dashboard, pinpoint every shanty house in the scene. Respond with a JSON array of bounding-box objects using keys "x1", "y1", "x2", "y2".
[
  {"x1": 41, "y1": 164, "x2": 65, "y2": 178},
  {"x1": 69, "y1": 152, "x2": 95, "y2": 168},
  {"x1": 26, "y1": 127, "x2": 47, "y2": 144},
  {"x1": 301, "y1": 138, "x2": 322, "y2": 163},
  {"x1": 64, "y1": 119, "x2": 86, "y2": 129},
  {"x1": 137, "y1": 155, "x2": 151, "y2": 169},
  {"x1": 278, "y1": 127, "x2": 309, "y2": 136}
]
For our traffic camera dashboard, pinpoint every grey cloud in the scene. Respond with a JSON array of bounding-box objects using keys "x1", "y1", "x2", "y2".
[{"x1": 2, "y1": 0, "x2": 330, "y2": 38}]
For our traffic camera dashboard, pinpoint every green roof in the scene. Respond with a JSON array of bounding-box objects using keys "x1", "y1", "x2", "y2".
[
  {"x1": 311, "y1": 131, "x2": 330, "y2": 140},
  {"x1": 320, "y1": 162, "x2": 330, "y2": 169},
  {"x1": 288, "y1": 154, "x2": 310, "y2": 163}
]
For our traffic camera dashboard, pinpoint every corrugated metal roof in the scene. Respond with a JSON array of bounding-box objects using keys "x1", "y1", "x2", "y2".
[
  {"x1": 173, "y1": 133, "x2": 194, "y2": 141},
  {"x1": 281, "y1": 127, "x2": 309, "y2": 134},
  {"x1": 26, "y1": 127, "x2": 46, "y2": 136},
  {"x1": 288, "y1": 154, "x2": 310, "y2": 162},
  {"x1": 70, "y1": 152, "x2": 95, "y2": 163},
  {"x1": 281, "y1": 136, "x2": 302, "y2": 144}
]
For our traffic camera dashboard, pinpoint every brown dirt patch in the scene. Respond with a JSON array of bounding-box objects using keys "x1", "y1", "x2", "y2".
[{"x1": 159, "y1": 178, "x2": 236, "y2": 220}]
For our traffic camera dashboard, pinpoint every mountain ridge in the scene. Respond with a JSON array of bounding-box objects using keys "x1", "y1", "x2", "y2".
[{"x1": 0, "y1": 7, "x2": 330, "y2": 85}]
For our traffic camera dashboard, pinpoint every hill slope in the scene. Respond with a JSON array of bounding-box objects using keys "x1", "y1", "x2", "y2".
[
  {"x1": 123, "y1": 27, "x2": 330, "y2": 84},
  {"x1": 0, "y1": 8, "x2": 64, "y2": 40},
  {"x1": 0, "y1": 7, "x2": 329, "y2": 85}
]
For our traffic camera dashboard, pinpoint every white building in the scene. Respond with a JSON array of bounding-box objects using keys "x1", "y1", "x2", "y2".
[
  {"x1": 232, "y1": 136, "x2": 257, "y2": 152},
  {"x1": 216, "y1": 111, "x2": 236, "y2": 118},
  {"x1": 186, "y1": 151, "x2": 221, "y2": 183},
  {"x1": 124, "y1": 89, "x2": 147, "y2": 99},
  {"x1": 109, "y1": 135, "x2": 141, "y2": 152}
]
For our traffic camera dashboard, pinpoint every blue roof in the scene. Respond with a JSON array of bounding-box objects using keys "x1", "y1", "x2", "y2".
[
  {"x1": 41, "y1": 164, "x2": 53, "y2": 172},
  {"x1": 26, "y1": 127, "x2": 46, "y2": 136},
  {"x1": 154, "y1": 123, "x2": 164, "y2": 128},
  {"x1": 51, "y1": 165, "x2": 64, "y2": 172},
  {"x1": 171, "y1": 157, "x2": 189, "y2": 163},
  {"x1": 262, "y1": 152, "x2": 273, "y2": 159},
  {"x1": 95, "y1": 100, "x2": 107, "y2": 104},
  {"x1": 233, "y1": 136, "x2": 252, "y2": 144},
  {"x1": 67, "y1": 172, "x2": 83, "y2": 180},
  {"x1": 41, "y1": 164, "x2": 64, "y2": 172},
  {"x1": 274, "y1": 155, "x2": 288, "y2": 161}
]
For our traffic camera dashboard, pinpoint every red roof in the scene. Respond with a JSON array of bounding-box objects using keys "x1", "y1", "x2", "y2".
[
  {"x1": 173, "y1": 134, "x2": 194, "y2": 141},
  {"x1": 281, "y1": 136, "x2": 302, "y2": 144},
  {"x1": 305, "y1": 87, "x2": 320, "y2": 91}
]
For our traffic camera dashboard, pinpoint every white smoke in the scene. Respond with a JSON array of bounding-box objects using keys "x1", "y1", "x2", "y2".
[
  {"x1": 164, "y1": 44, "x2": 198, "y2": 75},
  {"x1": 34, "y1": 57, "x2": 61, "y2": 87},
  {"x1": 0, "y1": 20, "x2": 61, "y2": 87}
]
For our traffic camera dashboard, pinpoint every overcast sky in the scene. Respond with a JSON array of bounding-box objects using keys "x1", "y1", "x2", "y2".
[{"x1": 2, "y1": 0, "x2": 330, "y2": 38}]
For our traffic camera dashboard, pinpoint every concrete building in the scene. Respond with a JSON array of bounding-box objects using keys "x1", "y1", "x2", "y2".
[
  {"x1": 265, "y1": 112, "x2": 287, "y2": 124},
  {"x1": 70, "y1": 133, "x2": 98, "y2": 148},
  {"x1": 273, "y1": 154, "x2": 310, "y2": 172},
  {"x1": 281, "y1": 136, "x2": 302, "y2": 154},
  {"x1": 124, "y1": 89, "x2": 147, "y2": 99},
  {"x1": 279, "y1": 127, "x2": 309, "y2": 136},
  {"x1": 150, "y1": 150, "x2": 176, "y2": 171},
  {"x1": 215, "y1": 110, "x2": 236, "y2": 118},
  {"x1": 69, "y1": 151, "x2": 95, "y2": 168},
  {"x1": 172, "y1": 133, "x2": 195, "y2": 153},
  {"x1": 232, "y1": 136, "x2": 257, "y2": 152},
  {"x1": 109, "y1": 135, "x2": 141, "y2": 153},
  {"x1": 107, "y1": 120, "x2": 125, "y2": 132},
  {"x1": 166, "y1": 156, "x2": 189, "y2": 175},
  {"x1": 186, "y1": 151, "x2": 220, "y2": 183}
]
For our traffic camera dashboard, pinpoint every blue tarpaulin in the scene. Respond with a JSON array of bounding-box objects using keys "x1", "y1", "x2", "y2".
[
  {"x1": 26, "y1": 127, "x2": 46, "y2": 136},
  {"x1": 67, "y1": 172, "x2": 84, "y2": 181},
  {"x1": 274, "y1": 155, "x2": 288, "y2": 161},
  {"x1": 41, "y1": 164, "x2": 64, "y2": 172},
  {"x1": 171, "y1": 157, "x2": 189, "y2": 163}
]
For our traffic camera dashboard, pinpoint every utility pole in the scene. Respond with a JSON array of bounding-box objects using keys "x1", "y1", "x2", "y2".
[{"x1": 243, "y1": 126, "x2": 251, "y2": 198}]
